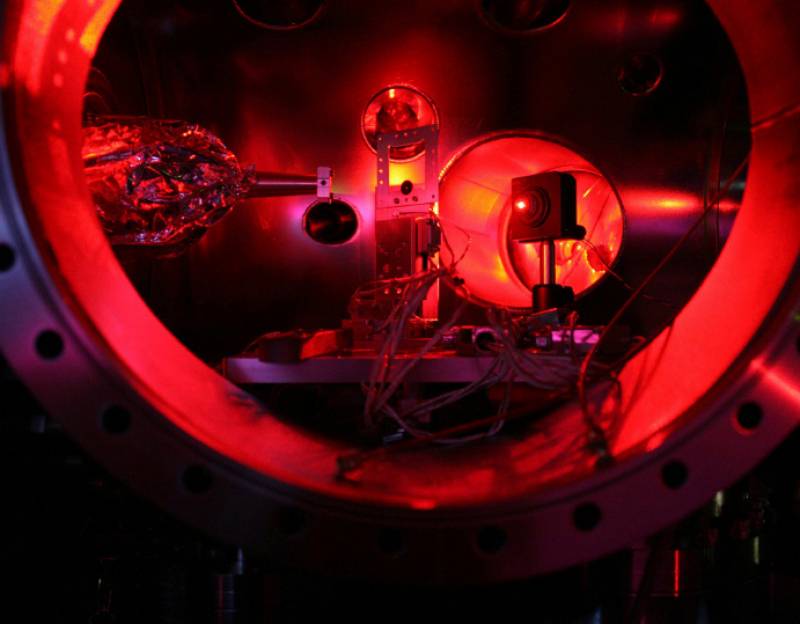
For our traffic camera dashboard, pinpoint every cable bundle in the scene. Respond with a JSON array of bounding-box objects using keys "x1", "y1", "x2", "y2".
[{"x1": 355, "y1": 214, "x2": 585, "y2": 445}]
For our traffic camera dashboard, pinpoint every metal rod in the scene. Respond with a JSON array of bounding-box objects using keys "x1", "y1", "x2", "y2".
[
  {"x1": 246, "y1": 171, "x2": 319, "y2": 198},
  {"x1": 540, "y1": 239, "x2": 556, "y2": 285}
]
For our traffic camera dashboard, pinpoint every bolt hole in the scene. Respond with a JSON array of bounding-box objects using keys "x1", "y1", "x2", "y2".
[
  {"x1": 573, "y1": 503, "x2": 602, "y2": 532},
  {"x1": 618, "y1": 53, "x2": 664, "y2": 96},
  {"x1": 182, "y1": 465, "x2": 214, "y2": 494},
  {"x1": 101, "y1": 405, "x2": 131, "y2": 434},
  {"x1": 303, "y1": 200, "x2": 358, "y2": 245},
  {"x1": 377, "y1": 528, "x2": 407, "y2": 556},
  {"x1": 275, "y1": 507, "x2": 307, "y2": 536},
  {"x1": 737, "y1": 402, "x2": 763, "y2": 432},
  {"x1": 0, "y1": 243, "x2": 15, "y2": 272},
  {"x1": 479, "y1": 0, "x2": 569, "y2": 33},
  {"x1": 662, "y1": 460, "x2": 689, "y2": 489},
  {"x1": 231, "y1": 0, "x2": 325, "y2": 30},
  {"x1": 477, "y1": 525, "x2": 507, "y2": 554},
  {"x1": 35, "y1": 330, "x2": 64, "y2": 360}
]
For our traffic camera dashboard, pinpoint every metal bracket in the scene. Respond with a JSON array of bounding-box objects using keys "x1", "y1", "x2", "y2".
[
  {"x1": 316, "y1": 166, "x2": 333, "y2": 198},
  {"x1": 375, "y1": 125, "x2": 439, "y2": 218}
]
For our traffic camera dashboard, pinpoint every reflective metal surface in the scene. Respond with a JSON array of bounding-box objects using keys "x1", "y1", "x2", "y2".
[
  {"x1": 3, "y1": 0, "x2": 798, "y2": 586},
  {"x1": 438, "y1": 132, "x2": 625, "y2": 307},
  {"x1": 91, "y1": 0, "x2": 748, "y2": 359}
]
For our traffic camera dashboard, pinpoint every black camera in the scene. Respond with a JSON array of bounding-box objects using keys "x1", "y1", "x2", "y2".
[{"x1": 508, "y1": 172, "x2": 586, "y2": 242}]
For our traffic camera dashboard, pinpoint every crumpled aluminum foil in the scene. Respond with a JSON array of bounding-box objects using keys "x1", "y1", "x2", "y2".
[{"x1": 83, "y1": 116, "x2": 253, "y2": 254}]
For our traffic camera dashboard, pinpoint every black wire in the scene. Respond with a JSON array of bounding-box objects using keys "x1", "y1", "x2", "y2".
[{"x1": 576, "y1": 153, "x2": 751, "y2": 453}]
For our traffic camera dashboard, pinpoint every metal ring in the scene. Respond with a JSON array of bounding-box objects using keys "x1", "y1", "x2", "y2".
[{"x1": 0, "y1": 0, "x2": 798, "y2": 582}]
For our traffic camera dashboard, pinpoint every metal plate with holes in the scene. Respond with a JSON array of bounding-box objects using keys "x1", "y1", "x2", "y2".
[{"x1": 375, "y1": 124, "x2": 440, "y2": 215}]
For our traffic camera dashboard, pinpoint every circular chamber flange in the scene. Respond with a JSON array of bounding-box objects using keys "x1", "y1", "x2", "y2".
[{"x1": 0, "y1": 0, "x2": 799, "y2": 584}]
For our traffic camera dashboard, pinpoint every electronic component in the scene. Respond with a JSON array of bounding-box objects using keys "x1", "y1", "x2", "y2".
[
  {"x1": 373, "y1": 124, "x2": 441, "y2": 319},
  {"x1": 509, "y1": 172, "x2": 585, "y2": 243},
  {"x1": 508, "y1": 172, "x2": 587, "y2": 311}
]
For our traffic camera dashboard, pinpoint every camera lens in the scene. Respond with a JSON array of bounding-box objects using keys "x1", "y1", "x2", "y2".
[{"x1": 517, "y1": 188, "x2": 550, "y2": 227}]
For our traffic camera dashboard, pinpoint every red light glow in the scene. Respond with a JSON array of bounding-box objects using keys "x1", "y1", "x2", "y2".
[
  {"x1": 11, "y1": 0, "x2": 789, "y2": 526},
  {"x1": 439, "y1": 134, "x2": 624, "y2": 308},
  {"x1": 750, "y1": 359, "x2": 800, "y2": 412},
  {"x1": 80, "y1": 0, "x2": 118, "y2": 55},
  {"x1": 625, "y1": 188, "x2": 701, "y2": 215},
  {"x1": 362, "y1": 85, "x2": 438, "y2": 161}
]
